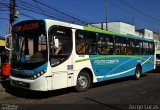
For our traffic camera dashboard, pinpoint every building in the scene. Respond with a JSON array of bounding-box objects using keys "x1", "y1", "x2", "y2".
[
  {"x1": 91, "y1": 22, "x2": 136, "y2": 36},
  {"x1": 108, "y1": 22, "x2": 136, "y2": 36},
  {"x1": 152, "y1": 32, "x2": 160, "y2": 51},
  {"x1": 153, "y1": 32, "x2": 159, "y2": 40},
  {"x1": 92, "y1": 22, "x2": 136, "y2": 35},
  {"x1": 136, "y1": 29, "x2": 153, "y2": 40},
  {"x1": 90, "y1": 22, "x2": 156, "y2": 40}
]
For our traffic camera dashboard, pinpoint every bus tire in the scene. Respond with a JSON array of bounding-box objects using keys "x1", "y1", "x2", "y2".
[
  {"x1": 134, "y1": 66, "x2": 141, "y2": 80},
  {"x1": 75, "y1": 71, "x2": 91, "y2": 92}
]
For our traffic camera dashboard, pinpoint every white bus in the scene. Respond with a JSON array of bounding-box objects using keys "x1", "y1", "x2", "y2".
[{"x1": 9, "y1": 19, "x2": 155, "y2": 91}]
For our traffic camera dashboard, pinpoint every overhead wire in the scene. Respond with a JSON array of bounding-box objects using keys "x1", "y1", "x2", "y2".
[
  {"x1": 18, "y1": 5, "x2": 68, "y2": 21},
  {"x1": 20, "y1": 13, "x2": 36, "y2": 19},
  {"x1": 18, "y1": 2, "x2": 74, "y2": 22},
  {"x1": 31, "y1": 0, "x2": 88, "y2": 25},
  {"x1": 103, "y1": 0, "x2": 160, "y2": 34},
  {"x1": 18, "y1": 1, "x2": 83, "y2": 24},
  {"x1": 0, "y1": 0, "x2": 108, "y2": 27},
  {"x1": 49, "y1": 0, "x2": 97, "y2": 23},
  {"x1": 114, "y1": 0, "x2": 160, "y2": 32},
  {"x1": 0, "y1": 17, "x2": 9, "y2": 20},
  {"x1": 117, "y1": 0, "x2": 160, "y2": 23},
  {"x1": 109, "y1": 1, "x2": 160, "y2": 25}
]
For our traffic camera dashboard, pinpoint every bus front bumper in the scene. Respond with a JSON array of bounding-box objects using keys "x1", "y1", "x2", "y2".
[{"x1": 10, "y1": 75, "x2": 48, "y2": 91}]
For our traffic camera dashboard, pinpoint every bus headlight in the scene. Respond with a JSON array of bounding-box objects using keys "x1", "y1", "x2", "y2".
[{"x1": 31, "y1": 70, "x2": 47, "y2": 80}]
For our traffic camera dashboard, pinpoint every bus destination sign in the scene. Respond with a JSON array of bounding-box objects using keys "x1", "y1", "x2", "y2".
[{"x1": 15, "y1": 22, "x2": 39, "y2": 32}]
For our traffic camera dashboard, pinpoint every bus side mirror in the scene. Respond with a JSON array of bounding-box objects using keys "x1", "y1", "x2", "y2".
[{"x1": 5, "y1": 34, "x2": 13, "y2": 51}]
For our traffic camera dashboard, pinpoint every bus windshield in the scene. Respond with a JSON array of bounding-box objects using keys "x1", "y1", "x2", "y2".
[{"x1": 11, "y1": 20, "x2": 47, "y2": 70}]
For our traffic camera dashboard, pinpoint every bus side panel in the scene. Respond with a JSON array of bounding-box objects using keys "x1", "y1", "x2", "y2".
[
  {"x1": 141, "y1": 55, "x2": 155, "y2": 74},
  {"x1": 89, "y1": 55, "x2": 154, "y2": 82},
  {"x1": 89, "y1": 55, "x2": 135, "y2": 82}
]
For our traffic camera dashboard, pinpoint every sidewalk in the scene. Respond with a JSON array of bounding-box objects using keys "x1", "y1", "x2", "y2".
[
  {"x1": 0, "y1": 78, "x2": 6, "y2": 92},
  {"x1": 0, "y1": 68, "x2": 4, "y2": 92},
  {"x1": 0, "y1": 77, "x2": 10, "y2": 92},
  {"x1": 0, "y1": 69, "x2": 9, "y2": 92}
]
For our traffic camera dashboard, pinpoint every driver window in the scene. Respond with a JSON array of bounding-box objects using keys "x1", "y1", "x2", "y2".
[{"x1": 49, "y1": 26, "x2": 72, "y2": 66}]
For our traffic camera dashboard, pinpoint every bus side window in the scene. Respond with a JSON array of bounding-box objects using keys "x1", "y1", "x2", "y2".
[
  {"x1": 126, "y1": 39, "x2": 135, "y2": 55},
  {"x1": 85, "y1": 31, "x2": 97, "y2": 54},
  {"x1": 107, "y1": 36, "x2": 114, "y2": 54},
  {"x1": 149, "y1": 42, "x2": 154, "y2": 54},
  {"x1": 76, "y1": 31, "x2": 86, "y2": 54},
  {"x1": 127, "y1": 48, "x2": 132, "y2": 55},
  {"x1": 143, "y1": 41, "x2": 149, "y2": 55},
  {"x1": 98, "y1": 35, "x2": 107, "y2": 54},
  {"x1": 98, "y1": 34, "x2": 114, "y2": 55},
  {"x1": 115, "y1": 37, "x2": 125, "y2": 55},
  {"x1": 76, "y1": 30, "x2": 97, "y2": 55},
  {"x1": 76, "y1": 42, "x2": 85, "y2": 54}
]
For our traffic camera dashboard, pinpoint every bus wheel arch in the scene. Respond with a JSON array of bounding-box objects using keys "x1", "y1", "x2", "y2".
[
  {"x1": 134, "y1": 64, "x2": 142, "y2": 80},
  {"x1": 75, "y1": 68, "x2": 93, "y2": 92}
]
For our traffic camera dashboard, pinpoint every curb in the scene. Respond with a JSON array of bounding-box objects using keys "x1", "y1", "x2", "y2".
[
  {"x1": 0, "y1": 78, "x2": 9, "y2": 92},
  {"x1": 0, "y1": 82, "x2": 5, "y2": 92}
]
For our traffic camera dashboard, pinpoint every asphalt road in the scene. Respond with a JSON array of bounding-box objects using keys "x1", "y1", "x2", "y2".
[{"x1": 0, "y1": 70, "x2": 160, "y2": 110}]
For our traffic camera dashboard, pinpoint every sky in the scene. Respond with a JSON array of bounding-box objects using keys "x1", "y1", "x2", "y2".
[{"x1": 0, "y1": 0, "x2": 160, "y2": 37}]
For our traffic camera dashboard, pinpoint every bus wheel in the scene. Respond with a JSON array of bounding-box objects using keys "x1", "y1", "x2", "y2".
[
  {"x1": 134, "y1": 66, "x2": 141, "y2": 80},
  {"x1": 75, "y1": 71, "x2": 91, "y2": 92}
]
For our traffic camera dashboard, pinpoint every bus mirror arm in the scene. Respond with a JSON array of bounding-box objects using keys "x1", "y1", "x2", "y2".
[{"x1": 5, "y1": 34, "x2": 13, "y2": 51}]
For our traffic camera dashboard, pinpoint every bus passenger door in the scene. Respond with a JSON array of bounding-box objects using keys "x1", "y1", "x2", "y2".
[{"x1": 49, "y1": 26, "x2": 74, "y2": 89}]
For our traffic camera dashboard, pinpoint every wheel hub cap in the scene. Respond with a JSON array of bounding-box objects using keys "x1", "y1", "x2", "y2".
[{"x1": 78, "y1": 76, "x2": 88, "y2": 88}]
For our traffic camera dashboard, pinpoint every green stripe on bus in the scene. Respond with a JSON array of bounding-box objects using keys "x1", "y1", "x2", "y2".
[
  {"x1": 83, "y1": 26, "x2": 153, "y2": 42},
  {"x1": 83, "y1": 26, "x2": 125, "y2": 36}
]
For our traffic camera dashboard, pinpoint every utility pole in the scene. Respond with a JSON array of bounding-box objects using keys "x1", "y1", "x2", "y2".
[
  {"x1": 105, "y1": 0, "x2": 108, "y2": 31},
  {"x1": 8, "y1": 0, "x2": 15, "y2": 64}
]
